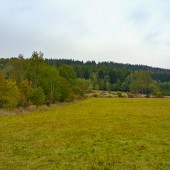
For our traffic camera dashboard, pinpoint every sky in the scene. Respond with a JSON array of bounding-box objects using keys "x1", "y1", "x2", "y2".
[{"x1": 0, "y1": 0, "x2": 170, "y2": 69}]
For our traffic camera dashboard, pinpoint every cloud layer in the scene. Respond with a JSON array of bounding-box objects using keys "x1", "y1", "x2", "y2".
[{"x1": 0, "y1": 0, "x2": 170, "y2": 68}]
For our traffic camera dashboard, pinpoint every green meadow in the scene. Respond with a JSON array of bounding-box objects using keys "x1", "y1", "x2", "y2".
[{"x1": 0, "y1": 98, "x2": 170, "y2": 170}]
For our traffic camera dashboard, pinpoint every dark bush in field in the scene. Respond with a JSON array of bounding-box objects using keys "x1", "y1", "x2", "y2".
[{"x1": 127, "y1": 93, "x2": 135, "y2": 98}]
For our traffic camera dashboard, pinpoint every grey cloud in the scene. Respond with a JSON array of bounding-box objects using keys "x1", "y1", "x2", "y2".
[
  {"x1": 0, "y1": 0, "x2": 170, "y2": 69},
  {"x1": 144, "y1": 32, "x2": 161, "y2": 42}
]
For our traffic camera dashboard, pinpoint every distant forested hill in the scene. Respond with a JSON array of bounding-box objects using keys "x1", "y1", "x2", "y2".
[{"x1": 45, "y1": 59, "x2": 170, "y2": 82}]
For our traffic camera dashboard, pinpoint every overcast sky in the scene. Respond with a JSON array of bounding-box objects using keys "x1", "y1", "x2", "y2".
[{"x1": 0, "y1": 0, "x2": 170, "y2": 68}]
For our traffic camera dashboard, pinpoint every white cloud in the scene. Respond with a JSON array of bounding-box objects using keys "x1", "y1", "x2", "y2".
[{"x1": 0, "y1": 0, "x2": 170, "y2": 68}]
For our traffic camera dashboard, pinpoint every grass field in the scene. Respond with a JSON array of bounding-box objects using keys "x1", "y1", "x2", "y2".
[{"x1": 0, "y1": 98, "x2": 170, "y2": 170}]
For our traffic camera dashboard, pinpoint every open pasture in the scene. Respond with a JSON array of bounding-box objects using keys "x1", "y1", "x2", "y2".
[{"x1": 0, "y1": 98, "x2": 170, "y2": 169}]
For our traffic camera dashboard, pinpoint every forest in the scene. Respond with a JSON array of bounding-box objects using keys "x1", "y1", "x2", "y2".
[{"x1": 0, "y1": 51, "x2": 170, "y2": 108}]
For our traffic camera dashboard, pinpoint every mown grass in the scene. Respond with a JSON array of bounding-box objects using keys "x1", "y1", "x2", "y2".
[{"x1": 0, "y1": 98, "x2": 170, "y2": 170}]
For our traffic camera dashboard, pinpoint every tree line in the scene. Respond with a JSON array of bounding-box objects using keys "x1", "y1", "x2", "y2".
[
  {"x1": 46, "y1": 58, "x2": 170, "y2": 96},
  {"x1": 0, "y1": 52, "x2": 170, "y2": 108},
  {"x1": 0, "y1": 52, "x2": 84, "y2": 108}
]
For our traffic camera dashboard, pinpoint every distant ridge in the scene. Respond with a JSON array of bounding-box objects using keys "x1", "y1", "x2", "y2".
[
  {"x1": 45, "y1": 58, "x2": 170, "y2": 82},
  {"x1": 45, "y1": 58, "x2": 170, "y2": 71}
]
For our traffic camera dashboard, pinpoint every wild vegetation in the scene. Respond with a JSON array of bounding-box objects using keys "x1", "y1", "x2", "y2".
[
  {"x1": 0, "y1": 52, "x2": 170, "y2": 108},
  {"x1": 0, "y1": 52, "x2": 84, "y2": 108},
  {"x1": 0, "y1": 98, "x2": 170, "y2": 169},
  {"x1": 46, "y1": 58, "x2": 170, "y2": 95}
]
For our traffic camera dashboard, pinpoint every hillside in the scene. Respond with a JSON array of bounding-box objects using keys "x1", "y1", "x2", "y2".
[{"x1": 45, "y1": 59, "x2": 170, "y2": 82}]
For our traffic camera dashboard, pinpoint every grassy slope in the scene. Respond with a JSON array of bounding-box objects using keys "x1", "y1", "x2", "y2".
[{"x1": 0, "y1": 98, "x2": 170, "y2": 170}]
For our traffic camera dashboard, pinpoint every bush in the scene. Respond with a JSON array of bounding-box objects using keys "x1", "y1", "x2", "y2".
[
  {"x1": 74, "y1": 84, "x2": 84, "y2": 96},
  {"x1": 93, "y1": 94, "x2": 98, "y2": 98},
  {"x1": 58, "y1": 77, "x2": 74, "y2": 102},
  {"x1": 0, "y1": 79, "x2": 21, "y2": 108},
  {"x1": 156, "y1": 91, "x2": 164, "y2": 98},
  {"x1": 145, "y1": 94, "x2": 150, "y2": 98},
  {"x1": 127, "y1": 93, "x2": 135, "y2": 98},
  {"x1": 95, "y1": 84, "x2": 100, "y2": 91},
  {"x1": 117, "y1": 91, "x2": 123, "y2": 98},
  {"x1": 88, "y1": 84, "x2": 93, "y2": 92},
  {"x1": 31, "y1": 87, "x2": 45, "y2": 106}
]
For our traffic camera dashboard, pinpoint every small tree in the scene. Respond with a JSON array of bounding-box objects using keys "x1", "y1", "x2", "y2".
[
  {"x1": 31, "y1": 87, "x2": 45, "y2": 106},
  {"x1": 58, "y1": 77, "x2": 74, "y2": 102},
  {"x1": 19, "y1": 80, "x2": 33, "y2": 107},
  {"x1": 117, "y1": 91, "x2": 123, "y2": 98},
  {"x1": 0, "y1": 79, "x2": 20, "y2": 108},
  {"x1": 95, "y1": 84, "x2": 100, "y2": 90},
  {"x1": 88, "y1": 84, "x2": 93, "y2": 92},
  {"x1": 59, "y1": 64, "x2": 77, "y2": 86},
  {"x1": 130, "y1": 71, "x2": 153, "y2": 94},
  {"x1": 106, "y1": 82, "x2": 110, "y2": 91},
  {"x1": 74, "y1": 83, "x2": 84, "y2": 96}
]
